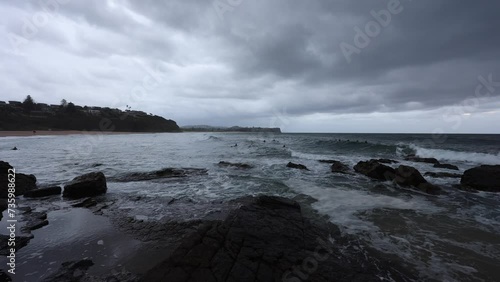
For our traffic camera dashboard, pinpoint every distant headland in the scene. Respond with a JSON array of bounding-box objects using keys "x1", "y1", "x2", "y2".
[
  {"x1": 0, "y1": 96, "x2": 180, "y2": 133},
  {"x1": 181, "y1": 125, "x2": 281, "y2": 133}
]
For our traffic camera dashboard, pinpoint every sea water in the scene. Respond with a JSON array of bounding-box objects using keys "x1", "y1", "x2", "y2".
[{"x1": 1, "y1": 132, "x2": 499, "y2": 281}]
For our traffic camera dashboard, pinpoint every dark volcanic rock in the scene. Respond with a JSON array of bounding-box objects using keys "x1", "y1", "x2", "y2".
[
  {"x1": 417, "y1": 183, "x2": 442, "y2": 195},
  {"x1": 425, "y1": 172, "x2": 462, "y2": 178},
  {"x1": 0, "y1": 234, "x2": 33, "y2": 256},
  {"x1": 373, "y1": 158, "x2": 399, "y2": 164},
  {"x1": 354, "y1": 160, "x2": 395, "y2": 181},
  {"x1": 21, "y1": 212, "x2": 49, "y2": 232},
  {"x1": 318, "y1": 160, "x2": 339, "y2": 164},
  {"x1": 0, "y1": 161, "x2": 37, "y2": 198},
  {"x1": 330, "y1": 161, "x2": 350, "y2": 174},
  {"x1": 12, "y1": 174, "x2": 37, "y2": 195},
  {"x1": 319, "y1": 160, "x2": 350, "y2": 173},
  {"x1": 395, "y1": 165, "x2": 441, "y2": 194},
  {"x1": 0, "y1": 270, "x2": 11, "y2": 282},
  {"x1": 433, "y1": 163, "x2": 459, "y2": 170},
  {"x1": 141, "y1": 196, "x2": 414, "y2": 282},
  {"x1": 24, "y1": 186, "x2": 61, "y2": 198},
  {"x1": 43, "y1": 260, "x2": 94, "y2": 282},
  {"x1": 63, "y1": 172, "x2": 107, "y2": 199},
  {"x1": 354, "y1": 161, "x2": 441, "y2": 194},
  {"x1": 405, "y1": 156, "x2": 440, "y2": 164},
  {"x1": 394, "y1": 165, "x2": 427, "y2": 187},
  {"x1": 461, "y1": 165, "x2": 500, "y2": 192},
  {"x1": 218, "y1": 161, "x2": 254, "y2": 169},
  {"x1": 286, "y1": 162, "x2": 309, "y2": 170},
  {"x1": 0, "y1": 199, "x2": 6, "y2": 221},
  {"x1": 113, "y1": 168, "x2": 208, "y2": 182},
  {"x1": 1, "y1": 161, "x2": 14, "y2": 172},
  {"x1": 71, "y1": 197, "x2": 97, "y2": 208}
]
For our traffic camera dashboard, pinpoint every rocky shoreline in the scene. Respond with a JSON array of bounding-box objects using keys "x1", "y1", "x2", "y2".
[{"x1": 1, "y1": 155, "x2": 499, "y2": 281}]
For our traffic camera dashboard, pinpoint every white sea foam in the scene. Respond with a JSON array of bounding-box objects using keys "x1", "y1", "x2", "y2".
[
  {"x1": 290, "y1": 150, "x2": 335, "y2": 161},
  {"x1": 286, "y1": 179, "x2": 441, "y2": 233},
  {"x1": 289, "y1": 150, "x2": 358, "y2": 164},
  {"x1": 411, "y1": 145, "x2": 500, "y2": 165}
]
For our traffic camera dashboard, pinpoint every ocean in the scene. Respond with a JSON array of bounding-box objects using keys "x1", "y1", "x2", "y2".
[{"x1": 1, "y1": 132, "x2": 500, "y2": 281}]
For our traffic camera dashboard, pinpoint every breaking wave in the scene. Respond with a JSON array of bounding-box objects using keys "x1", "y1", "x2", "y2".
[{"x1": 410, "y1": 145, "x2": 500, "y2": 165}]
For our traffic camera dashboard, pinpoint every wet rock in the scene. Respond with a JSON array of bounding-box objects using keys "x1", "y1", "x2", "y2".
[
  {"x1": 433, "y1": 163, "x2": 459, "y2": 170},
  {"x1": 318, "y1": 160, "x2": 350, "y2": 173},
  {"x1": 90, "y1": 201, "x2": 114, "y2": 215},
  {"x1": 354, "y1": 160, "x2": 395, "y2": 181},
  {"x1": 0, "y1": 199, "x2": 6, "y2": 221},
  {"x1": 18, "y1": 206, "x2": 32, "y2": 214},
  {"x1": 0, "y1": 161, "x2": 37, "y2": 198},
  {"x1": 24, "y1": 186, "x2": 61, "y2": 198},
  {"x1": 71, "y1": 197, "x2": 97, "y2": 208},
  {"x1": 286, "y1": 162, "x2": 309, "y2": 170},
  {"x1": 394, "y1": 165, "x2": 427, "y2": 187},
  {"x1": 88, "y1": 268, "x2": 140, "y2": 282},
  {"x1": 454, "y1": 184, "x2": 479, "y2": 193},
  {"x1": 318, "y1": 160, "x2": 339, "y2": 164},
  {"x1": 22, "y1": 213, "x2": 49, "y2": 232},
  {"x1": 13, "y1": 174, "x2": 37, "y2": 194},
  {"x1": 218, "y1": 161, "x2": 254, "y2": 169},
  {"x1": 42, "y1": 260, "x2": 94, "y2": 282},
  {"x1": 461, "y1": 165, "x2": 500, "y2": 192},
  {"x1": 404, "y1": 156, "x2": 440, "y2": 164},
  {"x1": 0, "y1": 270, "x2": 11, "y2": 281},
  {"x1": 394, "y1": 166, "x2": 442, "y2": 194},
  {"x1": 373, "y1": 158, "x2": 399, "y2": 164},
  {"x1": 417, "y1": 183, "x2": 442, "y2": 195},
  {"x1": 113, "y1": 168, "x2": 208, "y2": 182},
  {"x1": 424, "y1": 172, "x2": 462, "y2": 178},
  {"x1": 63, "y1": 172, "x2": 107, "y2": 199},
  {"x1": 142, "y1": 196, "x2": 414, "y2": 282},
  {"x1": 0, "y1": 234, "x2": 33, "y2": 255},
  {"x1": 330, "y1": 161, "x2": 350, "y2": 174}
]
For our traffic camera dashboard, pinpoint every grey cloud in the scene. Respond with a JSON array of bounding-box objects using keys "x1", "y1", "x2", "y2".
[{"x1": 1, "y1": 0, "x2": 499, "y2": 132}]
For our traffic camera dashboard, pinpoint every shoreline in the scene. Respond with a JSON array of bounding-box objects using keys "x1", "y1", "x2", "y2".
[{"x1": 0, "y1": 131, "x2": 168, "y2": 138}]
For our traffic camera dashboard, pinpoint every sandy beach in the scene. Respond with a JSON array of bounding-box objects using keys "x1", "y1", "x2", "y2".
[{"x1": 0, "y1": 131, "x2": 146, "y2": 138}]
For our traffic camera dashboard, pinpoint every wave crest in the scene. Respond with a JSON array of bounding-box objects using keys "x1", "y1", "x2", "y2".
[{"x1": 411, "y1": 145, "x2": 500, "y2": 165}]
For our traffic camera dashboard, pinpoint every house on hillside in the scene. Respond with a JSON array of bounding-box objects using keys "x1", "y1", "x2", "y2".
[
  {"x1": 87, "y1": 109, "x2": 101, "y2": 116},
  {"x1": 8, "y1": 101, "x2": 23, "y2": 110},
  {"x1": 37, "y1": 103, "x2": 50, "y2": 111},
  {"x1": 127, "y1": 110, "x2": 147, "y2": 117}
]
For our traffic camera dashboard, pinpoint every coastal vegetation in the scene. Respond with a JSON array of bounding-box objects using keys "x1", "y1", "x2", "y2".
[{"x1": 0, "y1": 96, "x2": 180, "y2": 132}]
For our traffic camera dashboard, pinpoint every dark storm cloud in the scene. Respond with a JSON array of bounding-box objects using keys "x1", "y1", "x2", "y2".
[{"x1": 1, "y1": 0, "x2": 499, "y2": 132}]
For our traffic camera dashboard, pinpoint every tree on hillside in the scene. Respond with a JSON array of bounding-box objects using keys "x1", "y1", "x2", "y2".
[
  {"x1": 22, "y1": 95, "x2": 36, "y2": 113},
  {"x1": 66, "y1": 102, "x2": 76, "y2": 113},
  {"x1": 60, "y1": 99, "x2": 68, "y2": 107}
]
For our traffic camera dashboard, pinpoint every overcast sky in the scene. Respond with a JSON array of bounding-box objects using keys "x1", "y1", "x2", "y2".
[{"x1": 1, "y1": 0, "x2": 500, "y2": 133}]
